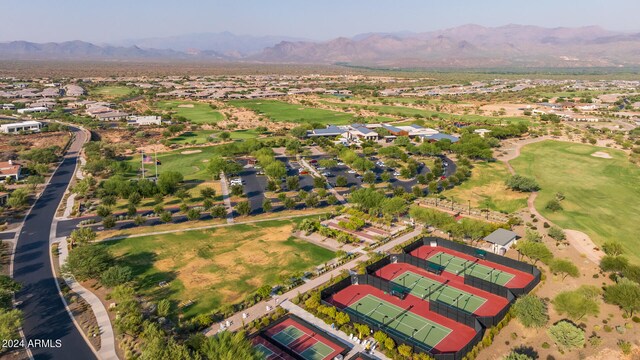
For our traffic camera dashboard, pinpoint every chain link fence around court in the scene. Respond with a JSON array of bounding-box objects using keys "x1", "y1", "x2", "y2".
[{"x1": 402, "y1": 237, "x2": 541, "y2": 296}]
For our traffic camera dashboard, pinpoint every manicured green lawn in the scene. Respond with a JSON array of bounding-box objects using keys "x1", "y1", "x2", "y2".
[
  {"x1": 156, "y1": 100, "x2": 225, "y2": 124},
  {"x1": 228, "y1": 99, "x2": 357, "y2": 125},
  {"x1": 105, "y1": 217, "x2": 335, "y2": 318},
  {"x1": 443, "y1": 162, "x2": 528, "y2": 214},
  {"x1": 169, "y1": 129, "x2": 260, "y2": 145},
  {"x1": 511, "y1": 141, "x2": 640, "y2": 263},
  {"x1": 127, "y1": 146, "x2": 222, "y2": 181},
  {"x1": 91, "y1": 86, "x2": 135, "y2": 97}
]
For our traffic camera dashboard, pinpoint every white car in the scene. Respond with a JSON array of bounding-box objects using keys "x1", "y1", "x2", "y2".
[
  {"x1": 337, "y1": 162, "x2": 345, "y2": 166},
  {"x1": 317, "y1": 167, "x2": 326, "y2": 171},
  {"x1": 347, "y1": 170, "x2": 357, "y2": 174},
  {"x1": 376, "y1": 161, "x2": 385, "y2": 166},
  {"x1": 393, "y1": 172, "x2": 401, "y2": 176}
]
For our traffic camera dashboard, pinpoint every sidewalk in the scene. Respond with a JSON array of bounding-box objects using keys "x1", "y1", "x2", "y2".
[
  {"x1": 54, "y1": 222, "x2": 118, "y2": 360},
  {"x1": 204, "y1": 227, "x2": 423, "y2": 335},
  {"x1": 280, "y1": 300, "x2": 391, "y2": 360}
]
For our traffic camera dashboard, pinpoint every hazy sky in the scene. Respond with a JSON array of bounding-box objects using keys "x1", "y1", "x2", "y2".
[{"x1": 2, "y1": 0, "x2": 639, "y2": 43}]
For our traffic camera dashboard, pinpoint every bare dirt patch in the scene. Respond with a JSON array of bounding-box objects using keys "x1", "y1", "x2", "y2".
[
  {"x1": 177, "y1": 104, "x2": 194, "y2": 108},
  {"x1": 591, "y1": 151, "x2": 612, "y2": 159},
  {"x1": 181, "y1": 149, "x2": 202, "y2": 155}
]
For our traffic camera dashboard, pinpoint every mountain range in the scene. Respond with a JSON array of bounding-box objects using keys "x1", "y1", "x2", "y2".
[{"x1": 4, "y1": 25, "x2": 640, "y2": 68}]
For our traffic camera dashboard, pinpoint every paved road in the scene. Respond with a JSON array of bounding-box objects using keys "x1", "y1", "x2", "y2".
[{"x1": 13, "y1": 126, "x2": 96, "y2": 360}]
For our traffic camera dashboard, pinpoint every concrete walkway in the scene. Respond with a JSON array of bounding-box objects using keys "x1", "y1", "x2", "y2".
[
  {"x1": 56, "y1": 224, "x2": 118, "y2": 360},
  {"x1": 204, "y1": 227, "x2": 423, "y2": 335},
  {"x1": 280, "y1": 300, "x2": 390, "y2": 360},
  {"x1": 219, "y1": 172, "x2": 235, "y2": 224}
]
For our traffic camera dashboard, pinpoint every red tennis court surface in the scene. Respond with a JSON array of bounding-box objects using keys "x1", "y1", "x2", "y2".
[
  {"x1": 374, "y1": 262, "x2": 510, "y2": 317},
  {"x1": 410, "y1": 245, "x2": 534, "y2": 289},
  {"x1": 252, "y1": 335, "x2": 296, "y2": 360},
  {"x1": 327, "y1": 284, "x2": 477, "y2": 354},
  {"x1": 263, "y1": 317, "x2": 346, "y2": 360}
]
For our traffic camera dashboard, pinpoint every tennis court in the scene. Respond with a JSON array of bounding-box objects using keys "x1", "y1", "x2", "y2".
[
  {"x1": 255, "y1": 344, "x2": 275, "y2": 358},
  {"x1": 427, "y1": 251, "x2": 514, "y2": 285},
  {"x1": 392, "y1": 271, "x2": 487, "y2": 314},
  {"x1": 271, "y1": 325, "x2": 336, "y2": 360},
  {"x1": 345, "y1": 294, "x2": 452, "y2": 350}
]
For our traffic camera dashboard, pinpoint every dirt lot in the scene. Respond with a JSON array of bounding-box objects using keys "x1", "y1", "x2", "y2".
[{"x1": 0, "y1": 131, "x2": 71, "y2": 158}]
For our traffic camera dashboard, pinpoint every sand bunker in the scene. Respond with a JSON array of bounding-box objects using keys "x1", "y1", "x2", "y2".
[
  {"x1": 591, "y1": 151, "x2": 612, "y2": 159},
  {"x1": 177, "y1": 104, "x2": 194, "y2": 108},
  {"x1": 181, "y1": 150, "x2": 202, "y2": 155}
]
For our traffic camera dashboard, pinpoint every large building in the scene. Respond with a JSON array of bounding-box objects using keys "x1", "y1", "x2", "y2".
[
  {"x1": 307, "y1": 123, "x2": 458, "y2": 143},
  {"x1": 17, "y1": 106, "x2": 49, "y2": 115},
  {"x1": 127, "y1": 115, "x2": 163, "y2": 126},
  {"x1": 0, "y1": 120, "x2": 43, "y2": 134}
]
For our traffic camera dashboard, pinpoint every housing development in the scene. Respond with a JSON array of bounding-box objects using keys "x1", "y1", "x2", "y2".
[{"x1": 1, "y1": 3, "x2": 640, "y2": 360}]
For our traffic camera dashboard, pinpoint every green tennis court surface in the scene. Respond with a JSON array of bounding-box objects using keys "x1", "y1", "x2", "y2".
[
  {"x1": 345, "y1": 294, "x2": 451, "y2": 350},
  {"x1": 271, "y1": 325, "x2": 335, "y2": 360},
  {"x1": 427, "y1": 252, "x2": 514, "y2": 286},
  {"x1": 393, "y1": 271, "x2": 487, "y2": 313},
  {"x1": 300, "y1": 342, "x2": 334, "y2": 360},
  {"x1": 255, "y1": 344, "x2": 275, "y2": 358}
]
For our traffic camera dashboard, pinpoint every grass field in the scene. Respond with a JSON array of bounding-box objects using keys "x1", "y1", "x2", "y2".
[
  {"x1": 156, "y1": 100, "x2": 225, "y2": 124},
  {"x1": 228, "y1": 99, "x2": 358, "y2": 125},
  {"x1": 510, "y1": 140, "x2": 640, "y2": 263},
  {"x1": 169, "y1": 129, "x2": 260, "y2": 145},
  {"x1": 127, "y1": 145, "x2": 223, "y2": 181},
  {"x1": 105, "y1": 217, "x2": 335, "y2": 318},
  {"x1": 91, "y1": 85, "x2": 135, "y2": 98},
  {"x1": 442, "y1": 162, "x2": 528, "y2": 213}
]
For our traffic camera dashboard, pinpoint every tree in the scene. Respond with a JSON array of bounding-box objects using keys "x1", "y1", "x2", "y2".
[
  {"x1": 211, "y1": 205, "x2": 227, "y2": 219},
  {"x1": 604, "y1": 279, "x2": 640, "y2": 316},
  {"x1": 62, "y1": 245, "x2": 113, "y2": 281},
  {"x1": 128, "y1": 192, "x2": 142, "y2": 206},
  {"x1": 101, "y1": 265, "x2": 133, "y2": 288},
  {"x1": 313, "y1": 176, "x2": 327, "y2": 189},
  {"x1": 553, "y1": 285, "x2": 601, "y2": 320},
  {"x1": 286, "y1": 176, "x2": 300, "y2": 191},
  {"x1": 335, "y1": 312, "x2": 350, "y2": 326},
  {"x1": 284, "y1": 197, "x2": 296, "y2": 209},
  {"x1": 602, "y1": 241, "x2": 624, "y2": 256},
  {"x1": 133, "y1": 215, "x2": 145, "y2": 226},
  {"x1": 548, "y1": 226, "x2": 566, "y2": 241},
  {"x1": 516, "y1": 240, "x2": 553, "y2": 265},
  {"x1": 545, "y1": 199, "x2": 563, "y2": 212},
  {"x1": 363, "y1": 171, "x2": 376, "y2": 185},
  {"x1": 550, "y1": 258, "x2": 580, "y2": 280},
  {"x1": 354, "y1": 323, "x2": 370, "y2": 339},
  {"x1": 262, "y1": 198, "x2": 272, "y2": 212},
  {"x1": 235, "y1": 201, "x2": 251, "y2": 216},
  {"x1": 506, "y1": 175, "x2": 540, "y2": 192},
  {"x1": 199, "y1": 331, "x2": 263, "y2": 360},
  {"x1": 127, "y1": 204, "x2": 137, "y2": 217},
  {"x1": 160, "y1": 211, "x2": 173, "y2": 223},
  {"x1": 326, "y1": 194, "x2": 338, "y2": 205},
  {"x1": 200, "y1": 187, "x2": 216, "y2": 199},
  {"x1": 547, "y1": 320, "x2": 585, "y2": 350},
  {"x1": 69, "y1": 227, "x2": 97, "y2": 247},
  {"x1": 157, "y1": 171, "x2": 183, "y2": 195},
  {"x1": 103, "y1": 215, "x2": 116, "y2": 229},
  {"x1": 380, "y1": 172, "x2": 391, "y2": 183},
  {"x1": 335, "y1": 175, "x2": 348, "y2": 187},
  {"x1": 381, "y1": 197, "x2": 408, "y2": 217},
  {"x1": 512, "y1": 294, "x2": 548, "y2": 328},
  {"x1": 157, "y1": 299, "x2": 171, "y2": 317},
  {"x1": 7, "y1": 188, "x2": 29, "y2": 209},
  {"x1": 428, "y1": 181, "x2": 438, "y2": 194},
  {"x1": 397, "y1": 344, "x2": 413, "y2": 358},
  {"x1": 187, "y1": 208, "x2": 201, "y2": 221},
  {"x1": 384, "y1": 337, "x2": 395, "y2": 351},
  {"x1": 230, "y1": 184, "x2": 244, "y2": 197},
  {"x1": 264, "y1": 161, "x2": 286, "y2": 180},
  {"x1": 305, "y1": 194, "x2": 319, "y2": 208},
  {"x1": 0, "y1": 309, "x2": 23, "y2": 344}
]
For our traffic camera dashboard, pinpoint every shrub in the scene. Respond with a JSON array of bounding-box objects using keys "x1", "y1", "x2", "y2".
[
  {"x1": 506, "y1": 175, "x2": 540, "y2": 192},
  {"x1": 548, "y1": 226, "x2": 566, "y2": 241},
  {"x1": 547, "y1": 320, "x2": 585, "y2": 350},
  {"x1": 100, "y1": 265, "x2": 133, "y2": 288},
  {"x1": 513, "y1": 294, "x2": 548, "y2": 328},
  {"x1": 545, "y1": 199, "x2": 563, "y2": 212},
  {"x1": 552, "y1": 286, "x2": 601, "y2": 321}
]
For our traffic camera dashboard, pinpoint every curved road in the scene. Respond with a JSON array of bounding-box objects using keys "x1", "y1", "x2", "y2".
[{"x1": 13, "y1": 126, "x2": 96, "y2": 360}]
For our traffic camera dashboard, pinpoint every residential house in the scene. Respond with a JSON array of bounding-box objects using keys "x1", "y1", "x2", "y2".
[
  {"x1": 127, "y1": 115, "x2": 162, "y2": 126},
  {"x1": 0, "y1": 160, "x2": 22, "y2": 180},
  {"x1": 17, "y1": 107, "x2": 49, "y2": 115}
]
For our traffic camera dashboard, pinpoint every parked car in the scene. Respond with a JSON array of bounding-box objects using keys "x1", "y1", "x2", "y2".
[
  {"x1": 321, "y1": 172, "x2": 332, "y2": 177},
  {"x1": 393, "y1": 172, "x2": 401, "y2": 176},
  {"x1": 347, "y1": 170, "x2": 357, "y2": 174},
  {"x1": 317, "y1": 167, "x2": 326, "y2": 171},
  {"x1": 309, "y1": 159, "x2": 318, "y2": 164},
  {"x1": 337, "y1": 162, "x2": 345, "y2": 166}
]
